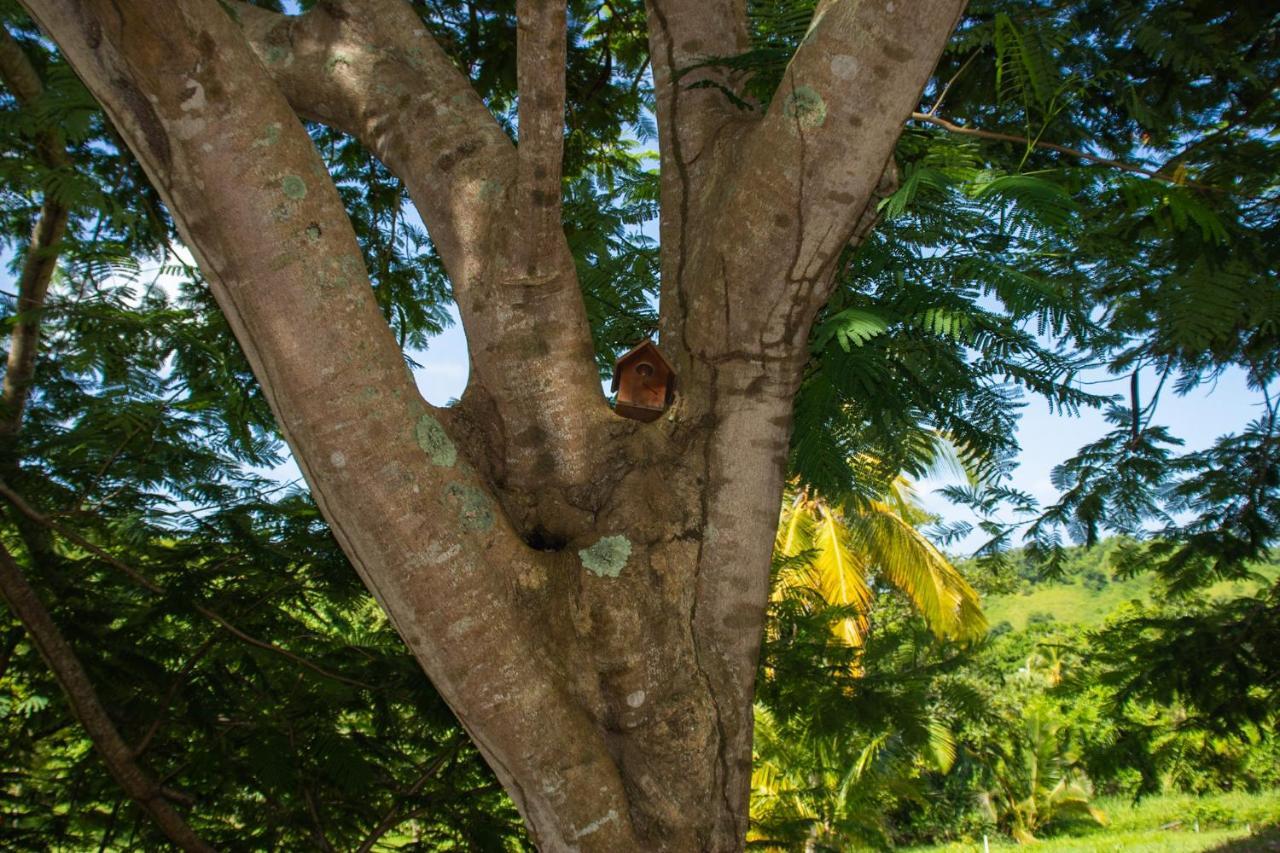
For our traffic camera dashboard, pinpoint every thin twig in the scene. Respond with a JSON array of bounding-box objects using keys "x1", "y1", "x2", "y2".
[
  {"x1": 927, "y1": 48, "x2": 980, "y2": 118},
  {"x1": 132, "y1": 635, "x2": 218, "y2": 758},
  {"x1": 909, "y1": 111, "x2": 1272, "y2": 200},
  {"x1": 355, "y1": 736, "x2": 466, "y2": 853}
]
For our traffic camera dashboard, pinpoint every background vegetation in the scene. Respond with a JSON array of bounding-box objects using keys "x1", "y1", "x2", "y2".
[{"x1": 753, "y1": 540, "x2": 1279, "y2": 850}]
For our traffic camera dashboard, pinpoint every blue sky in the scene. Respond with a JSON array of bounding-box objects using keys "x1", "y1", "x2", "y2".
[{"x1": 915, "y1": 363, "x2": 1261, "y2": 550}]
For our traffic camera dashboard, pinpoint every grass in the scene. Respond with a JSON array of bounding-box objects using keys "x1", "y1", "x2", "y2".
[
  {"x1": 983, "y1": 567, "x2": 1278, "y2": 632},
  {"x1": 905, "y1": 826, "x2": 1269, "y2": 852},
  {"x1": 902, "y1": 789, "x2": 1280, "y2": 852}
]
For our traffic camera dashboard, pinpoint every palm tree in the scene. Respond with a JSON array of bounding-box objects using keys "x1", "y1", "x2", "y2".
[
  {"x1": 751, "y1": 468, "x2": 988, "y2": 848},
  {"x1": 774, "y1": 477, "x2": 987, "y2": 651},
  {"x1": 975, "y1": 701, "x2": 1108, "y2": 843}
]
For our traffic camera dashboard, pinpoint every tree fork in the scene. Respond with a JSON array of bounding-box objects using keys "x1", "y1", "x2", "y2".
[
  {"x1": 16, "y1": 1, "x2": 640, "y2": 847},
  {"x1": 232, "y1": 0, "x2": 614, "y2": 519}
]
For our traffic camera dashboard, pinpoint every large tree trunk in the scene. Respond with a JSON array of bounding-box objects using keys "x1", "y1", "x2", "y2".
[{"x1": 17, "y1": 0, "x2": 964, "y2": 848}]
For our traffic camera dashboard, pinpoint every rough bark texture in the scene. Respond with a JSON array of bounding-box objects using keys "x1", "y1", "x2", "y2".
[{"x1": 17, "y1": 0, "x2": 966, "y2": 848}]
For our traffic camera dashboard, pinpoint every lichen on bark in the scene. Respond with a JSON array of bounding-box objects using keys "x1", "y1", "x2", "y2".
[
  {"x1": 782, "y1": 85, "x2": 827, "y2": 128},
  {"x1": 280, "y1": 174, "x2": 307, "y2": 199},
  {"x1": 444, "y1": 482, "x2": 494, "y2": 531},
  {"x1": 578, "y1": 535, "x2": 631, "y2": 577},
  {"x1": 414, "y1": 412, "x2": 457, "y2": 467}
]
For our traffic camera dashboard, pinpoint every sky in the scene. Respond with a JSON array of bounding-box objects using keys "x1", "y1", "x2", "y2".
[{"x1": 915, "y1": 363, "x2": 1260, "y2": 549}]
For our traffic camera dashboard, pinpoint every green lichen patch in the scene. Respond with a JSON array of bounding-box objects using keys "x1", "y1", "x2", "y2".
[
  {"x1": 783, "y1": 86, "x2": 827, "y2": 129},
  {"x1": 478, "y1": 178, "x2": 505, "y2": 207},
  {"x1": 579, "y1": 535, "x2": 631, "y2": 578},
  {"x1": 281, "y1": 175, "x2": 307, "y2": 200},
  {"x1": 305, "y1": 223, "x2": 322, "y2": 242},
  {"x1": 414, "y1": 413, "x2": 457, "y2": 467},
  {"x1": 404, "y1": 46, "x2": 428, "y2": 71},
  {"x1": 444, "y1": 482, "x2": 494, "y2": 532},
  {"x1": 373, "y1": 81, "x2": 409, "y2": 98},
  {"x1": 315, "y1": 254, "x2": 364, "y2": 291}
]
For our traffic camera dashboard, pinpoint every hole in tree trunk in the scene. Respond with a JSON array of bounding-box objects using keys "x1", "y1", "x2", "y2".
[{"x1": 523, "y1": 526, "x2": 568, "y2": 552}]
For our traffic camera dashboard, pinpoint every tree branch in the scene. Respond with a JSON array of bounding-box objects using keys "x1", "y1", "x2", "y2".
[
  {"x1": 732, "y1": 0, "x2": 967, "y2": 300},
  {"x1": 0, "y1": 196, "x2": 66, "y2": 441},
  {"x1": 0, "y1": 23, "x2": 47, "y2": 103},
  {"x1": 234, "y1": 1, "x2": 613, "y2": 501},
  {"x1": 0, "y1": 541, "x2": 216, "y2": 852},
  {"x1": 644, "y1": 0, "x2": 749, "y2": 364},
  {"x1": 131, "y1": 635, "x2": 217, "y2": 758},
  {"x1": 230, "y1": 0, "x2": 511, "y2": 293},
  {"x1": 355, "y1": 735, "x2": 464, "y2": 853},
  {"x1": 0, "y1": 478, "x2": 374, "y2": 690},
  {"x1": 515, "y1": 0, "x2": 568, "y2": 280},
  {"x1": 911, "y1": 110, "x2": 1171, "y2": 178},
  {"x1": 0, "y1": 25, "x2": 70, "y2": 442}
]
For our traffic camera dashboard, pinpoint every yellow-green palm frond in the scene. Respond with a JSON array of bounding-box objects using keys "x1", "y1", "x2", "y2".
[
  {"x1": 774, "y1": 472, "x2": 986, "y2": 650},
  {"x1": 809, "y1": 509, "x2": 873, "y2": 646},
  {"x1": 927, "y1": 719, "x2": 958, "y2": 774},
  {"x1": 843, "y1": 499, "x2": 987, "y2": 643},
  {"x1": 775, "y1": 491, "x2": 815, "y2": 558},
  {"x1": 749, "y1": 704, "x2": 823, "y2": 844},
  {"x1": 776, "y1": 495, "x2": 872, "y2": 646}
]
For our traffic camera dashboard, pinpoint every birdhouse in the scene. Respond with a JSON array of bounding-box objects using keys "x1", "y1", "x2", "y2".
[{"x1": 611, "y1": 339, "x2": 675, "y2": 422}]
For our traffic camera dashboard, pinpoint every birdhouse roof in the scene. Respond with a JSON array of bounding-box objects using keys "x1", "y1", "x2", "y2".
[{"x1": 611, "y1": 339, "x2": 672, "y2": 392}]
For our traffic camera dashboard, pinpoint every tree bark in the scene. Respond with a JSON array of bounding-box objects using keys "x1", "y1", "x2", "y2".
[{"x1": 17, "y1": 0, "x2": 967, "y2": 848}]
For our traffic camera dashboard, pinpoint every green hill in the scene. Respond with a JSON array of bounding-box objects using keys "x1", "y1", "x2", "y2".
[{"x1": 971, "y1": 540, "x2": 1278, "y2": 632}]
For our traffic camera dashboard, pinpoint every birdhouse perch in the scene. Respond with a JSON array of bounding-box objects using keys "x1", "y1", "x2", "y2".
[{"x1": 611, "y1": 339, "x2": 675, "y2": 422}]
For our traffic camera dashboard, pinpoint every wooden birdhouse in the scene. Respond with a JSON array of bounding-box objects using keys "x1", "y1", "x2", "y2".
[{"x1": 611, "y1": 339, "x2": 675, "y2": 422}]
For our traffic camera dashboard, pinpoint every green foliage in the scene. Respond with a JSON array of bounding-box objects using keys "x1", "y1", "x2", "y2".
[
  {"x1": 907, "y1": 788, "x2": 1280, "y2": 852},
  {"x1": 758, "y1": 541, "x2": 1280, "y2": 849},
  {"x1": 755, "y1": 570, "x2": 987, "y2": 850},
  {"x1": 973, "y1": 699, "x2": 1108, "y2": 842}
]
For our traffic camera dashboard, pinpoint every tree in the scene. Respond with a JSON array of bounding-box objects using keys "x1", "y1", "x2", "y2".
[
  {"x1": 5, "y1": 0, "x2": 1279, "y2": 848},
  {"x1": 751, "y1": 555, "x2": 986, "y2": 850},
  {"x1": 10, "y1": 0, "x2": 967, "y2": 848}
]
